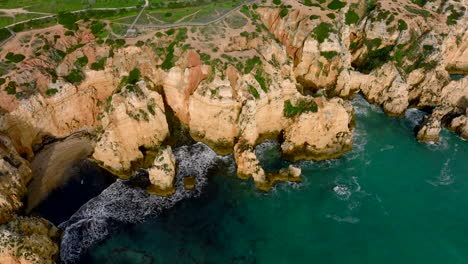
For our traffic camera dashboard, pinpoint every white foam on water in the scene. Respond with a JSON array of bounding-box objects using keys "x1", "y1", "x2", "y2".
[
  {"x1": 427, "y1": 157, "x2": 454, "y2": 187},
  {"x1": 59, "y1": 143, "x2": 227, "y2": 264},
  {"x1": 333, "y1": 185, "x2": 351, "y2": 200},
  {"x1": 325, "y1": 214, "x2": 360, "y2": 224},
  {"x1": 404, "y1": 108, "x2": 427, "y2": 128},
  {"x1": 351, "y1": 94, "x2": 382, "y2": 117},
  {"x1": 379, "y1": 145, "x2": 395, "y2": 152}
]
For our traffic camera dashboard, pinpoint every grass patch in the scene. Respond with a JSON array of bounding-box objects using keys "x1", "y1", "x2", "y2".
[
  {"x1": 248, "y1": 84, "x2": 260, "y2": 99},
  {"x1": 76, "y1": 56, "x2": 89, "y2": 68},
  {"x1": 312, "y1": 22, "x2": 333, "y2": 43},
  {"x1": 320, "y1": 51, "x2": 338, "y2": 59},
  {"x1": 397, "y1": 19, "x2": 408, "y2": 31},
  {"x1": 345, "y1": 10, "x2": 359, "y2": 25},
  {"x1": 66, "y1": 68, "x2": 85, "y2": 84},
  {"x1": 45, "y1": 88, "x2": 58, "y2": 96},
  {"x1": 91, "y1": 57, "x2": 107, "y2": 70},
  {"x1": 404, "y1": 5, "x2": 433, "y2": 18},
  {"x1": 327, "y1": 0, "x2": 346, "y2": 10},
  {"x1": 161, "y1": 42, "x2": 176, "y2": 70},
  {"x1": 5, "y1": 52, "x2": 26, "y2": 63},
  {"x1": 0, "y1": 28, "x2": 12, "y2": 43},
  {"x1": 279, "y1": 8, "x2": 289, "y2": 18},
  {"x1": 283, "y1": 99, "x2": 318, "y2": 118},
  {"x1": 254, "y1": 70, "x2": 268, "y2": 92},
  {"x1": 244, "y1": 56, "x2": 262, "y2": 74}
]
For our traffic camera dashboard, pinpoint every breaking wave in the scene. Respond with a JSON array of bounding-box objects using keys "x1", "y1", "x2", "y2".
[{"x1": 59, "y1": 143, "x2": 228, "y2": 263}]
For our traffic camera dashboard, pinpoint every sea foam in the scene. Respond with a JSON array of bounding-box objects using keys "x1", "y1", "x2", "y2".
[{"x1": 59, "y1": 143, "x2": 226, "y2": 263}]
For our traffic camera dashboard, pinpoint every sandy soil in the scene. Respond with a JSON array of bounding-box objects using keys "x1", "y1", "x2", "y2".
[{"x1": 26, "y1": 133, "x2": 95, "y2": 212}]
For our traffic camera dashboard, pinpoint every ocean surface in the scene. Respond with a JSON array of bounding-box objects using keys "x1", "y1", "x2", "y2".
[{"x1": 75, "y1": 96, "x2": 467, "y2": 264}]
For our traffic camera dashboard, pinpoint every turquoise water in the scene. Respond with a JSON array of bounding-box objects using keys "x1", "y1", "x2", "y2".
[{"x1": 83, "y1": 97, "x2": 468, "y2": 264}]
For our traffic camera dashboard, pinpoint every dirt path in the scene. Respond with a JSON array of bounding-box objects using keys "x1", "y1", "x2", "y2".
[{"x1": 0, "y1": 8, "x2": 53, "y2": 16}]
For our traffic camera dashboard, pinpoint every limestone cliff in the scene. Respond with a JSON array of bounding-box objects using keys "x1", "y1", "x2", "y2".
[{"x1": 0, "y1": 217, "x2": 60, "y2": 264}]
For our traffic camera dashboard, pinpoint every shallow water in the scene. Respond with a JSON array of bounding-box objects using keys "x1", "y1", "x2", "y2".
[{"x1": 82, "y1": 96, "x2": 468, "y2": 264}]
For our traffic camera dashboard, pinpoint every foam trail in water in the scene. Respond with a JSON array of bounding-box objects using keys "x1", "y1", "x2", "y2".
[
  {"x1": 404, "y1": 108, "x2": 427, "y2": 129},
  {"x1": 59, "y1": 143, "x2": 227, "y2": 264}
]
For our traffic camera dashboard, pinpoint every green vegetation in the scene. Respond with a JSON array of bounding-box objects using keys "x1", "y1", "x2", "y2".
[
  {"x1": 136, "y1": 40, "x2": 145, "y2": 47},
  {"x1": 279, "y1": 8, "x2": 289, "y2": 18},
  {"x1": 393, "y1": 35, "x2": 438, "y2": 74},
  {"x1": 254, "y1": 71, "x2": 268, "y2": 92},
  {"x1": 283, "y1": 99, "x2": 318, "y2": 118},
  {"x1": 345, "y1": 10, "x2": 359, "y2": 25},
  {"x1": 57, "y1": 12, "x2": 79, "y2": 30},
  {"x1": 115, "y1": 39, "x2": 126, "y2": 48},
  {"x1": 248, "y1": 84, "x2": 260, "y2": 99},
  {"x1": 309, "y1": 15, "x2": 320, "y2": 20},
  {"x1": 446, "y1": 6, "x2": 464, "y2": 26},
  {"x1": 404, "y1": 5, "x2": 433, "y2": 18},
  {"x1": 327, "y1": 0, "x2": 346, "y2": 10},
  {"x1": 303, "y1": 0, "x2": 313, "y2": 6},
  {"x1": 397, "y1": 19, "x2": 408, "y2": 31},
  {"x1": 127, "y1": 68, "x2": 141, "y2": 85},
  {"x1": 66, "y1": 69, "x2": 85, "y2": 84},
  {"x1": 89, "y1": 20, "x2": 107, "y2": 37},
  {"x1": 5, "y1": 52, "x2": 26, "y2": 63},
  {"x1": 76, "y1": 56, "x2": 89, "y2": 68},
  {"x1": 244, "y1": 56, "x2": 262, "y2": 74},
  {"x1": 366, "y1": 0, "x2": 377, "y2": 13},
  {"x1": 45, "y1": 88, "x2": 58, "y2": 96},
  {"x1": 0, "y1": 78, "x2": 5, "y2": 86},
  {"x1": 320, "y1": 51, "x2": 338, "y2": 59},
  {"x1": 161, "y1": 42, "x2": 176, "y2": 70},
  {"x1": 0, "y1": 0, "x2": 142, "y2": 13},
  {"x1": 48, "y1": 48, "x2": 67, "y2": 62},
  {"x1": 67, "y1": 43, "x2": 85, "y2": 54},
  {"x1": 0, "y1": 28, "x2": 12, "y2": 43},
  {"x1": 411, "y1": 0, "x2": 427, "y2": 7},
  {"x1": 326, "y1": 13, "x2": 336, "y2": 19},
  {"x1": 312, "y1": 22, "x2": 333, "y2": 43},
  {"x1": 4, "y1": 81, "x2": 17, "y2": 95},
  {"x1": 354, "y1": 38, "x2": 394, "y2": 73},
  {"x1": 273, "y1": 0, "x2": 282, "y2": 5},
  {"x1": 118, "y1": 68, "x2": 143, "y2": 94},
  {"x1": 147, "y1": 99, "x2": 157, "y2": 115},
  {"x1": 91, "y1": 57, "x2": 107, "y2": 70}
]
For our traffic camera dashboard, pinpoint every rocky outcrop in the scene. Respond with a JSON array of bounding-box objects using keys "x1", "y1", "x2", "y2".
[
  {"x1": 234, "y1": 140, "x2": 266, "y2": 183},
  {"x1": 282, "y1": 97, "x2": 354, "y2": 161},
  {"x1": 416, "y1": 107, "x2": 452, "y2": 142},
  {"x1": 147, "y1": 146, "x2": 177, "y2": 195},
  {"x1": 0, "y1": 135, "x2": 32, "y2": 224},
  {"x1": 92, "y1": 81, "x2": 169, "y2": 174},
  {"x1": 0, "y1": 217, "x2": 60, "y2": 264},
  {"x1": 449, "y1": 114, "x2": 468, "y2": 139}
]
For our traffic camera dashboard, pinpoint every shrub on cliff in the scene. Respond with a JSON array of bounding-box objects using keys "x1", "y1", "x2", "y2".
[
  {"x1": 248, "y1": 85, "x2": 260, "y2": 99},
  {"x1": 75, "y1": 56, "x2": 89, "y2": 68},
  {"x1": 345, "y1": 10, "x2": 359, "y2": 25},
  {"x1": 66, "y1": 69, "x2": 85, "y2": 85},
  {"x1": 91, "y1": 57, "x2": 107, "y2": 71},
  {"x1": 57, "y1": 12, "x2": 79, "y2": 30},
  {"x1": 5, "y1": 52, "x2": 26, "y2": 63},
  {"x1": 327, "y1": 0, "x2": 346, "y2": 10},
  {"x1": 283, "y1": 99, "x2": 318, "y2": 118},
  {"x1": 312, "y1": 22, "x2": 333, "y2": 43}
]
